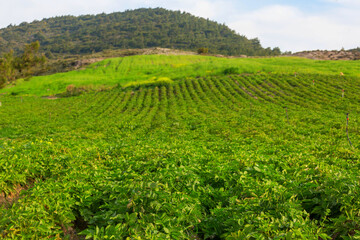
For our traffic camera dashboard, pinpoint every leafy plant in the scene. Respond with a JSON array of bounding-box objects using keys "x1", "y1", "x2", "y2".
[{"x1": 1, "y1": 61, "x2": 360, "y2": 239}]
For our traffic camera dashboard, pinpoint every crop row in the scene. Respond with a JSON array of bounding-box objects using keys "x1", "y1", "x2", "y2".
[{"x1": 1, "y1": 73, "x2": 360, "y2": 239}]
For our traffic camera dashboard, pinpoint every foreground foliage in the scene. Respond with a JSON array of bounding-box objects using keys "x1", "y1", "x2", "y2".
[{"x1": 1, "y1": 73, "x2": 360, "y2": 239}]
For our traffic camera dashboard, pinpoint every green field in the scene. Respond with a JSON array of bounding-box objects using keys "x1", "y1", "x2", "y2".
[
  {"x1": 1, "y1": 55, "x2": 360, "y2": 239},
  {"x1": 1, "y1": 55, "x2": 359, "y2": 96}
]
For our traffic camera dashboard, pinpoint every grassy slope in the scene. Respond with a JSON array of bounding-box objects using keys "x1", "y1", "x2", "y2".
[{"x1": 1, "y1": 55, "x2": 359, "y2": 96}]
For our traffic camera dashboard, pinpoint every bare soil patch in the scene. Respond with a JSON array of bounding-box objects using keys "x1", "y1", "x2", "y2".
[
  {"x1": 42, "y1": 96, "x2": 59, "y2": 100},
  {"x1": 241, "y1": 86, "x2": 258, "y2": 99},
  {"x1": 0, "y1": 184, "x2": 29, "y2": 208}
]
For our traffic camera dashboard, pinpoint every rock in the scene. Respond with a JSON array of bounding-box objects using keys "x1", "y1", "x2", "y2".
[{"x1": 292, "y1": 50, "x2": 360, "y2": 60}]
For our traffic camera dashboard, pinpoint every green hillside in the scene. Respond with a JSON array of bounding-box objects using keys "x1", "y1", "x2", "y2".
[
  {"x1": 0, "y1": 8, "x2": 280, "y2": 57},
  {"x1": 1, "y1": 55, "x2": 359, "y2": 96},
  {"x1": 1, "y1": 55, "x2": 360, "y2": 239}
]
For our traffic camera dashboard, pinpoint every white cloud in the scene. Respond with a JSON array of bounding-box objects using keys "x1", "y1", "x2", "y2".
[
  {"x1": 324, "y1": 0, "x2": 360, "y2": 6},
  {"x1": 228, "y1": 4, "x2": 360, "y2": 52}
]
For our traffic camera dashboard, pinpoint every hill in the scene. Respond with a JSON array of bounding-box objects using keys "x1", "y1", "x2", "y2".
[
  {"x1": 0, "y1": 8, "x2": 280, "y2": 57},
  {"x1": 1, "y1": 57, "x2": 360, "y2": 238}
]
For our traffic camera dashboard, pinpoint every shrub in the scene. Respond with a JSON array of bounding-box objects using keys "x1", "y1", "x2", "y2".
[
  {"x1": 223, "y1": 67, "x2": 240, "y2": 75},
  {"x1": 57, "y1": 84, "x2": 87, "y2": 97},
  {"x1": 66, "y1": 84, "x2": 76, "y2": 93},
  {"x1": 197, "y1": 48, "x2": 209, "y2": 54},
  {"x1": 122, "y1": 77, "x2": 174, "y2": 90}
]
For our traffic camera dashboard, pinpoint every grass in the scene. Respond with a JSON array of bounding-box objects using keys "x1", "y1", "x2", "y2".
[{"x1": 0, "y1": 55, "x2": 359, "y2": 96}]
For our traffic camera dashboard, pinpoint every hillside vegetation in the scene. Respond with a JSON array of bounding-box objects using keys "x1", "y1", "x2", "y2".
[
  {"x1": 0, "y1": 8, "x2": 280, "y2": 57},
  {"x1": 1, "y1": 55, "x2": 359, "y2": 96},
  {"x1": 1, "y1": 55, "x2": 360, "y2": 239}
]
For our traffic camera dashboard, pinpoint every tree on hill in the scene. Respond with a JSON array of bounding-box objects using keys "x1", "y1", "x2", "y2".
[
  {"x1": 0, "y1": 50, "x2": 15, "y2": 86},
  {"x1": 0, "y1": 8, "x2": 281, "y2": 57},
  {"x1": 0, "y1": 41, "x2": 47, "y2": 88},
  {"x1": 16, "y1": 41, "x2": 47, "y2": 78}
]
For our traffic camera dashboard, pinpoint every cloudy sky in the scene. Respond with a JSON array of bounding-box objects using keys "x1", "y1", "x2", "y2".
[{"x1": 0, "y1": 0, "x2": 359, "y2": 52}]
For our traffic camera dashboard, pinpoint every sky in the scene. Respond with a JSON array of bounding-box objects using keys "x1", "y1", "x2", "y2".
[{"x1": 0, "y1": 0, "x2": 359, "y2": 52}]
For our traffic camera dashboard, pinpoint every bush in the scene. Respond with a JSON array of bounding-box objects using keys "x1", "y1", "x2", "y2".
[
  {"x1": 122, "y1": 77, "x2": 174, "y2": 90},
  {"x1": 57, "y1": 84, "x2": 87, "y2": 97},
  {"x1": 223, "y1": 67, "x2": 240, "y2": 75},
  {"x1": 197, "y1": 48, "x2": 209, "y2": 54},
  {"x1": 66, "y1": 84, "x2": 76, "y2": 93}
]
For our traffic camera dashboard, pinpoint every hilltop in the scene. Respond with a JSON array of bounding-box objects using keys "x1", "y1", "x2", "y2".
[{"x1": 0, "y1": 8, "x2": 280, "y2": 57}]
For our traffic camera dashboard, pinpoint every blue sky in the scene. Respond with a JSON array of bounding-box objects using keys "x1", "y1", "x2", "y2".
[{"x1": 0, "y1": 0, "x2": 359, "y2": 52}]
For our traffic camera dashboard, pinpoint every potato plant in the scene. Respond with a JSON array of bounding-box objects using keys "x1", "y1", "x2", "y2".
[{"x1": 1, "y1": 73, "x2": 360, "y2": 239}]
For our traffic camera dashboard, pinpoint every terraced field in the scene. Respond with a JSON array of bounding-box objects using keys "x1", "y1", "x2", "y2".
[{"x1": 1, "y1": 65, "x2": 360, "y2": 238}]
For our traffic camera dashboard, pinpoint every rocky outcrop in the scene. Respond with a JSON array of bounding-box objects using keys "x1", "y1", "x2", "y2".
[{"x1": 292, "y1": 50, "x2": 360, "y2": 60}]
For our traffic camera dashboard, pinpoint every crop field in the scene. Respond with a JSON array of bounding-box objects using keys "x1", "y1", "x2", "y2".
[
  {"x1": 1, "y1": 55, "x2": 359, "y2": 96},
  {"x1": 1, "y1": 56, "x2": 360, "y2": 239}
]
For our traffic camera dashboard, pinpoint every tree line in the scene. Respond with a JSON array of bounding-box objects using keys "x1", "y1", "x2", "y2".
[{"x1": 0, "y1": 41, "x2": 46, "y2": 88}]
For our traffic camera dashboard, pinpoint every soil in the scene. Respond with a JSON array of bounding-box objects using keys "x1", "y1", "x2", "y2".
[
  {"x1": 0, "y1": 184, "x2": 29, "y2": 208},
  {"x1": 241, "y1": 86, "x2": 258, "y2": 99},
  {"x1": 42, "y1": 96, "x2": 59, "y2": 99}
]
